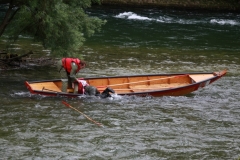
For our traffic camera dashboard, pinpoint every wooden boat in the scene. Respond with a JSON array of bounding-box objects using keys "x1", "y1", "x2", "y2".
[{"x1": 25, "y1": 70, "x2": 227, "y2": 98}]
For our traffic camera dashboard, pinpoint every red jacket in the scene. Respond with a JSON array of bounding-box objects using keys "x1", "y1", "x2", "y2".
[{"x1": 62, "y1": 58, "x2": 81, "y2": 73}]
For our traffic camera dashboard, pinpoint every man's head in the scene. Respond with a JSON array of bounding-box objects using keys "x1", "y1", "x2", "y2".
[{"x1": 80, "y1": 60, "x2": 86, "y2": 69}]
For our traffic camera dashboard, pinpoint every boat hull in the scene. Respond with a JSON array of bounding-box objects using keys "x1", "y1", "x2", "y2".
[{"x1": 25, "y1": 70, "x2": 227, "y2": 98}]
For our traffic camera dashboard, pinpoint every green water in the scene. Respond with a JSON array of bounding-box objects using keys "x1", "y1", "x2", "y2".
[{"x1": 1, "y1": 6, "x2": 240, "y2": 159}]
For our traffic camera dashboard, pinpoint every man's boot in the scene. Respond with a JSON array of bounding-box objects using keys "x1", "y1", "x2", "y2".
[
  {"x1": 100, "y1": 87, "x2": 115, "y2": 98},
  {"x1": 105, "y1": 87, "x2": 115, "y2": 94}
]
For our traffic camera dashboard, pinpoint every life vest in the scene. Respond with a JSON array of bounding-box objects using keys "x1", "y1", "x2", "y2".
[
  {"x1": 62, "y1": 58, "x2": 81, "y2": 73},
  {"x1": 77, "y1": 80, "x2": 89, "y2": 94}
]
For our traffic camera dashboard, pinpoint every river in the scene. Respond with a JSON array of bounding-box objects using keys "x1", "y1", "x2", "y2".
[{"x1": 1, "y1": 6, "x2": 240, "y2": 159}]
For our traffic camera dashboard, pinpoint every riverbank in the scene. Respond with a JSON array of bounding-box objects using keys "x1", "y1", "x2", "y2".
[{"x1": 101, "y1": 0, "x2": 240, "y2": 12}]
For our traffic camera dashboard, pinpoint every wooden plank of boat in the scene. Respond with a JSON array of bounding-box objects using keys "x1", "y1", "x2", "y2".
[
  {"x1": 30, "y1": 82, "x2": 62, "y2": 92},
  {"x1": 189, "y1": 74, "x2": 215, "y2": 83},
  {"x1": 25, "y1": 70, "x2": 227, "y2": 97}
]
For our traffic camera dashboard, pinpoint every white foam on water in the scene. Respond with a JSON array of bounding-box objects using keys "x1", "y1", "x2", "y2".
[
  {"x1": 210, "y1": 19, "x2": 240, "y2": 26},
  {"x1": 115, "y1": 12, "x2": 152, "y2": 21},
  {"x1": 110, "y1": 93, "x2": 122, "y2": 100},
  {"x1": 115, "y1": 12, "x2": 240, "y2": 26}
]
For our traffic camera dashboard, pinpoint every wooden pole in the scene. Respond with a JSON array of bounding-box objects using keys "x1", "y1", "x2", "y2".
[{"x1": 62, "y1": 101, "x2": 102, "y2": 127}]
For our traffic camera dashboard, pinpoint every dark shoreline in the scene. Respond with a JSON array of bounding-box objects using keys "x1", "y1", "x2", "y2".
[{"x1": 100, "y1": 0, "x2": 240, "y2": 13}]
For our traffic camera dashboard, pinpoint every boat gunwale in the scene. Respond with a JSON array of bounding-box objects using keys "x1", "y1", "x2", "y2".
[{"x1": 26, "y1": 71, "x2": 217, "y2": 84}]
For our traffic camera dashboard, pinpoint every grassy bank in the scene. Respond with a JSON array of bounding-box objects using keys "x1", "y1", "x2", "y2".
[{"x1": 101, "y1": 0, "x2": 240, "y2": 12}]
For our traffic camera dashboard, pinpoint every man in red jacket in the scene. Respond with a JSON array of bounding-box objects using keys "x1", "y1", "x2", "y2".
[
  {"x1": 57, "y1": 57, "x2": 115, "y2": 97},
  {"x1": 57, "y1": 58, "x2": 86, "y2": 93}
]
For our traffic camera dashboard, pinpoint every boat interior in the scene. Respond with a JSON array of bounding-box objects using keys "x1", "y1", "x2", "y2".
[{"x1": 28, "y1": 73, "x2": 215, "y2": 94}]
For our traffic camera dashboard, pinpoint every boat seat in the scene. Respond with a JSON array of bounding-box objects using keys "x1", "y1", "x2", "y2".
[
  {"x1": 129, "y1": 83, "x2": 190, "y2": 92},
  {"x1": 129, "y1": 84, "x2": 167, "y2": 92}
]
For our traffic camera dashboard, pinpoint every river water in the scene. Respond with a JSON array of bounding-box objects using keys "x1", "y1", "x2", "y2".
[{"x1": 1, "y1": 6, "x2": 240, "y2": 159}]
